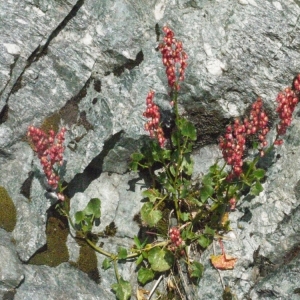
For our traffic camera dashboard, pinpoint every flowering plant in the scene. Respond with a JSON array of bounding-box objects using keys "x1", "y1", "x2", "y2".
[
  {"x1": 27, "y1": 126, "x2": 66, "y2": 200},
  {"x1": 130, "y1": 26, "x2": 300, "y2": 295},
  {"x1": 27, "y1": 26, "x2": 300, "y2": 300}
]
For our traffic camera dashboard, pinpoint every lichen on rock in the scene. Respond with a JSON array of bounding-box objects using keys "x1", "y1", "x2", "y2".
[
  {"x1": 28, "y1": 209, "x2": 69, "y2": 267},
  {"x1": 0, "y1": 186, "x2": 17, "y2": 232},
  {"x1": 70, "y1": 234, "x2": 100, "y2": 284}
]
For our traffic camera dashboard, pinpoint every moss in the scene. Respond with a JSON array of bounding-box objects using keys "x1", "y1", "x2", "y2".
[
  {"x1": 72, "y1": 234, "x2": 100, "y2": 283},
  {"x1": 102, "y1": 221, "x2": 117, "y2": 237},
  {"x1": 222, "y1": 286, "x2": 236, "y2": 300},
  {"x1": 0, "y1": 186, "x2": 17, "y2": 232},
  {"x1": 41, "y1": 112, "x2": 61, "y2": 134},
  {"x1": 28, "y1": 208, "x2": 69, "y2": 267}
]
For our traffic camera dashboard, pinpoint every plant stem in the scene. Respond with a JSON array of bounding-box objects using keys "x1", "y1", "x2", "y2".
[
  {"x1": 174, "y1": 197, "x2": 180, "y2": 221},
  {"x1": 86, "y1": 238, "x2": 116, "y2": 259},
  {"x1": 113, "y1": 259, "x2": 120, "y2": 283}
]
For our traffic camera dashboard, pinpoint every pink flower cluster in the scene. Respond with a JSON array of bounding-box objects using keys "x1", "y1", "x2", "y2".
[
  {"x1": 219, "y1": 98, "x2": 270, "y2": 179},
  {"x1": 169, "y1": 227, "x2": 182, "y2": 251},
  {"x1": 244, "y1": 98, "x2": 269, "y2": 151},
  {"x1": 219, "y1": 119, "x2": 246, "y2": 179},
  {"x1": 27, "y1": 126, "x2": 66, "y2": 192},
  {"x1": 143, "y1": 90, "x2": 166, "y2": 147},
  {"x1": 229, "y1": 198, "x2": 236, "y2": 210},
  {"x1": 220, "y1": 73, "x2": 300, "y2": 179},
  {"x1": 275, "y1": 83, "x2": 300, "y2": 145},
  {"x1": 158, "y1": 26, "x2": 188, "y2": 91}
]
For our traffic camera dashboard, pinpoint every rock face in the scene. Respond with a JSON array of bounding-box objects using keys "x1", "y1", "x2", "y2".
[{"x1": 1, "y1": 0, "x2": 300, "y2": 299}]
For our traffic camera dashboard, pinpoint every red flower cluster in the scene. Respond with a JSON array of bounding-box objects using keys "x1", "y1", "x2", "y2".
[
  {"x1": 143, "y1": 90, "x2": 166, "y2": 147},
  {"x1": 275, "y1": 85, "x2": 299, "y2": 145},
  {"x1": 219, "y1": 98, "x2": 270, "y2": 179},
  {"x1": 169, "y1": 227, "x2": 182, "y2": 251},
  {"x1": 244, "y1": 98, "x2": 269, "y2": 153},
  {"x1": 27, "y1": 126, "x2": 66, "y2": 193},
  {"x1": 158, "y1": 26, "x2": 188, "y2": 91},
  {"x1": 219, "y1": 119, "x2": 246, "y2": 179},
  {"x1": 229, "y1": 197, "x2": 236, "y2": 210}
]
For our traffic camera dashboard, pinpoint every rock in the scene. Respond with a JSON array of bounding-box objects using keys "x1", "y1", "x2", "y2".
[
  {"x1": 250, "y1": 253, "x2": 300, "y2": 300},
  {"x1": 0, "y1": 229, "x2": 24, "y2": 298},
  {"x1": 1, "y1": 0, "x2": 300, "y2": 299},
  {"x1": 14, "y1": 263, "x2": 113, "y2": 300}
]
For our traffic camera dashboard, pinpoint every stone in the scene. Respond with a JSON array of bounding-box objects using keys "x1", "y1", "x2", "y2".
[
  {"x1": 14, "y1": 263, "x2": 113, "y2": 300},
  {"x1": 0, "y1": 229, "x2": 24, "y2": 298},
  {"x1": 1, "y1": 0, "x2": 300, "y2": 299}
]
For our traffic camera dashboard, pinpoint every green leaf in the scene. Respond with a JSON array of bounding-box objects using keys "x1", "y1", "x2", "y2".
[
  {"x1": 118, "y1": 247, "x2": 128, "y2": 259},
  {"x1": 102, "y1": 258, "x2": 111, "y2": 270},
  {"x1": 141, "y1": 202, "x2": 162, "y2": 227},
  {"x1": 142, "y1": 189, "x2": 161, "y2": 203},
  {"x1": 200, "y1": 184, "x2": 214, "y2": 202},
  {"x1": 137, "y1": 267, "x2": 155, "y2": 285},
  {"x1": 148, "y1": 248, "x2": 174, "y2": 272},
  {"x1": 253, "y1": 168, "x2": 265, "y2": 179},
  {"x1": 197, "y1": 235, "x2": 211, "y2": 248},
  {"x1": 204, "y1": 225, "x2": 215, "y2": 236},
  {"x1": 180, "y1": 212, "x2": 190, "y2": 222},
  {"x1": 227, "y1": 185, "x2": 238, "y2": 199},
  {"x1": 189, "y1": 196, "x2": 203, "y2": 207},
  {"x1": 171, "y1": 130, "x2": 181, "y2": 147},
  {"x1": 136, "y1": 254, "x2": 144, "y2": 266},
  {"x1": 133, "y1": 236, "x2": 141, "y2": 249},
  {"x1": 131, "y1": 152, "x2": 144, "y2": 162},
  {"x1": 81, "y1": 224, "x2": 90, "y2": 233},
  {"x1": 250, "y1": 181, "x2": 263, "y2": 196},
  {"x1": 133, "y1": 236, "x2": 148, "y2": 249},
  {"x1": 179, "y1": 185, "x2": 189, "y2": 199},
  {"x1": 181, "y1": 155, "x2": 194, "y2": 176},
  {"x1": 202, "y1": 172, "x2": 214, "y2": 186},
  {"x1": 141, "y1": 250, "x2": 148, "y2": 259},
  {"x1": 209, "y1": 163, "x2": 220, "y2": 173},
  {"x1": 164, "y1": 181, "x2": 176, "y2": 194},
  {"x1": 150, "y1": 141, "x2": 163, "y2": 162},
  {"x1": 74, "y1": 211, "x2": 85, "y2": 224},
  {"x1": 190, "y1": 261, "x2": 204, "y2": 283},
  {"x1": 111, "y1": 277, "x2": 132, "y2": 300},
  {"x1": 179, "y1": 119, "x2": 197, "y2": 141},
  {"x1": 181, "y1": 228, "x2": 195, "y2": 240},
  {"x1": 169, "y1": 165, "x2": 176, "y2": 177},
  {"x1": 129, "y1": 161, "x2": 138, "y2": 171},
  {"x1": 242, "y1": 161, "x2": 252, "y2": 175},
  {"x1": 162, "y1": 149, "x2": 171, "y2": 160},
  {"x1": 84, "y1": 198, "x2": 101, "y2": 218}
]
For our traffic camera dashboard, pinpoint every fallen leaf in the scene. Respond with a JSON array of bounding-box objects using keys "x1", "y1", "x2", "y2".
[
  {"x1": 220, "y1": 212, "x2": 229, "y2": 227},
  {"x1": 136, "y1": 287, "x2": 149, "y2": 300},
  {"x1": 210, "y1": 253, "x2": 237, "y2": 270},
  {"x1": 167, "y1": 277, "x2": 176, "y2": 290}
]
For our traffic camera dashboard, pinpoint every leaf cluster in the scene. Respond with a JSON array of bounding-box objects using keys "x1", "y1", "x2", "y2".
[{"x1": 74, "y1": 198, "x2": 101, "y2": 233}]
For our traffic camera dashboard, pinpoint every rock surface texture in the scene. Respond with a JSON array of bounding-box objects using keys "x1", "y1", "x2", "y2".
[{"x1": 1, "y1": 0, "x2": 300, "y2": 299}]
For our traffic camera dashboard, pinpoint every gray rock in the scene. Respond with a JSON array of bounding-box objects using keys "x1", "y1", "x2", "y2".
[
  {"x1": 69, "y1": 171, "x2": 144, "y2": 238},
  {"x1": 250, "y1": 253, "x2": 300, "y2": 300},
  {"x1": 0, "y1": 229, "x2": 24, "y2": 297},
  {"x1": 14, "y1": 263, "x2": 113, "y2": 300},
  {"x1": 12, "y1": 193, "x2": 49, "y2": 262},
  {"x1": 1, "y1": 0, "x2": 300, "y2": 299}
]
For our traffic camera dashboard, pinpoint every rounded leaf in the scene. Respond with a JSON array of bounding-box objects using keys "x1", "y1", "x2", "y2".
[
  {"x1": 141, "y1": 202, "x2": 162, "y2": 227},
  {"x1": 148, "y1": 248, "x2": 174, "y2": 272}
]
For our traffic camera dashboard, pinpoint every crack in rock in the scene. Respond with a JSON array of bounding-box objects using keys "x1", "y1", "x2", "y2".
[
  {"x1": 66, "y1": 130, "x2": 125, "y2": 198},
  {"x1": 1, "y1": 0, "x2": 85, "y2": 116}
]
